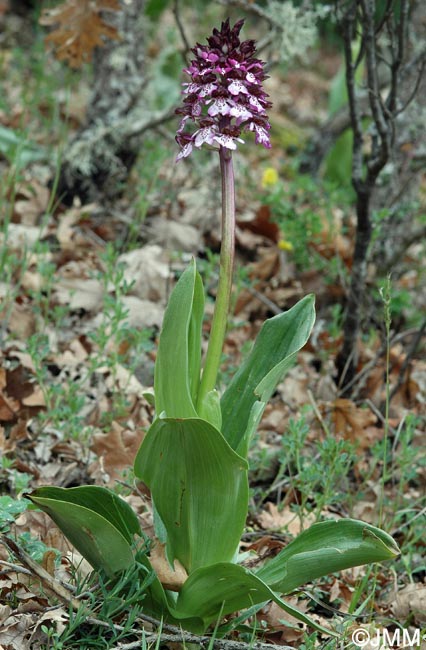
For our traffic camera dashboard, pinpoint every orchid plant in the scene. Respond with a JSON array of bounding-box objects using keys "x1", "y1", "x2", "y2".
[{"x1": 29, "y1": 19, "x2": 399, "y2": 636}]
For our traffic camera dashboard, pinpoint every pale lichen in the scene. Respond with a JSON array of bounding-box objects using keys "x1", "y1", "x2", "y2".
[{"x1": 266, "y1": 1, "x2": 330, "y2": 64}]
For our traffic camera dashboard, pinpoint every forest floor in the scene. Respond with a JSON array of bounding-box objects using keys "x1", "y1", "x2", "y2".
[{"x1": 0, "y1": 4, "x2": 425, "y2": 649}]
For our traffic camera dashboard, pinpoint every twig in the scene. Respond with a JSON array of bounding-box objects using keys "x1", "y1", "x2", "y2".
[
  {"x1": 0, "y1": 534, "x2": 84, "y2": 610},
  {"x1": 0, "y1": 559, "x2": 33, "y2": 576},
  {"x1": 342, "y1": 2, "x2": 363, "y2": 189},
  {"x1": 215, "y1": 0, "x2": 273, "y2": 22},
  {"x1": 112, "y1": 630, "x2": 294, "y2": 650},
  {"x1": 364, "y1": 398, "x2": 397, "y2": 437},
  {"x1": 391, "y1": 505, "x2": 426, "y2": 534},
  {"x1": 396, "y1": 45, "x2": 426, "y2": 115},
  {"x1": 246, "y1": 285, "x2": 282, "y2": 315},
  {"x1": 173, "y1": 0, "x2": 191, "y2": 61},
  {"x1": 123, "y1": 106, "x2": 176, "y2": 139},
  {"x1": 307, "y1": 389, "x2": 332, "y2": 437}
]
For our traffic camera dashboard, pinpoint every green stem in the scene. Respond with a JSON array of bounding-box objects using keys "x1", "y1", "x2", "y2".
[{"x1": 198, "y1": 146, "x2": 235, "y2": 405}]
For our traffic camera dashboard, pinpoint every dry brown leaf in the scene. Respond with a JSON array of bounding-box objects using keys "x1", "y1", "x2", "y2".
[
  {"x1": 331, "y1": 398, "x2": 379, "y2": 446},
  {"x1": 277, "y1": 365, "x2": 311, "y2": 410},
  {"x1": 0, "y1": 368, "x2": 20, "y2": 421},
  {"x1": 392, "y1": 583, "x2": 426, "y2": 624},
  {"x1": 0, "y1": 419, "x2": 30, "y2": 454},
  {"x1": 149, "y1": 541, "x2": 188, "y2": 592},
  {"x1": 54, "y1": 277, "x2": 104, "y2": 312},
  {"x1": 28, "y1": 608, "x2": 68, "y2": 645},
  {"x1": 56, "y1": 203, "x2": 98, "y2": 250},
  {"x1": 149, "y1": 220, "x2": 201, "y2": 253},
  {"x1": 40, "y1": 0, "x2": 120, "y2": 68},
  {"x1": 261, "y1": 598, "x2": 307, "y2": 636},
  {"x1": 0, "y1": 363, "x2": 45, "y2": 425},
  {"x1": 13, "y1": 181, "x2": 50, "y2": 226},
  {"x1": 117, "y1": 245, "x2": 170, "y2": 302},
  {"x1": 328, "y1": 577, "x2": 353, "y2": 612},
  {"x1": 41, "y1": 550, "x2": 57, "y2": 577},
  {"x1": 237, "y1": 204, "x2": 280, "y2": 243},
  {"x1": 90, "y1": 421, "x2": 144, "y2": 481},
  {"x1": 0, "y1": 223, "x2": 45, "y2": 250},
  {"x1": 121, "y1": 296, "x2": 164, "y2": 329},
  {"x1": 0, "y1": 611, "x2": 34, "y2": 649},
  {"x1": 21, "y1": 386, "x2": 46, "y2": 408},
  {"x1": 258, "y1": 503, "x2": 316, "y2": 535},
  {"x1": 0, "y1": 0, "x2": 9, "y2": 17},
  {"x1": 351, "y1": 500, "x2": 377, "y2": 524},
  {"x1": 5, "y1": 303, "x2": 36, "y2": 340}
]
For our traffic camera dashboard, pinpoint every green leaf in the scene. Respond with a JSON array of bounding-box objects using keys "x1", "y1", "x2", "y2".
[
  {"x1": 256, "y1": 518, "x2": 400, "y2": 593},
  {"x1": 175, "y1": 562, "x2": 335, "y2": 635},
  {"x1": 0, "y1": 496, "x2": 30, "y2": 532},
  {"x1": 28, "y1": 486, "x2": 141, "y2": 576},
  {"x1": 324, "y1": 129, "x2": 355, "y2": 191},
  {"x1": 154, "y1": 261, "x2": 203, "y2": 419},
  {"x1": 328, "y1": 39, "x2": 363, "y2": 116},
  {"x1": 134, "y1": 417, "x2": 248, "y2": 574},
  {"x1": 145, "y1": 0, "x2": 172, "y2": 20},
  {"x1": 0, "y1": 125, "x2": 49, "y2": 168},
  {"x1": 221, "y1": 294, "x2": 315, "y2": 455},
  {"x1": 197, "y1": 388, "x2": 222, "y2": 431},
  {"x1": 188, "y1": 269, "x2": 204, "y2": 407}
]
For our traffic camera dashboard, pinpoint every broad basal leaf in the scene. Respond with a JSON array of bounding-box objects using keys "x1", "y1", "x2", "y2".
[
  {"x1": 154, "y1": 260, "x2": 204, "y2": 419},
  {"x1": 221, "y1": 294, "x2": 315, "y2": 454},
  {"x1": 175, "y1": 562, "x2": 335, "y2": 635},
  {"x1": 134, "y1": 417, "x2": 248, "y2": 574},
  {"x1": 175, "y1": 520, "x2": 398, "y2": 632},
  {"x1": 28, "y1": 486, "x2": 141, "y2": 576},
  {"x1": 255, "y1": 518, "x2": 400, "y2": 593}
]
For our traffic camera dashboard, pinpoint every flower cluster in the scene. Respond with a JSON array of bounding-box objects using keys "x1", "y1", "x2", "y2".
[{"x1": 175, "y1": 19, "x2": 272, "y2": 160}]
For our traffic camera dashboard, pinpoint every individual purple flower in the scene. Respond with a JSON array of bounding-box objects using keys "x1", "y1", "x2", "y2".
[{"x1": 175, "y1": 18, "x2": 272, "y2": 161}]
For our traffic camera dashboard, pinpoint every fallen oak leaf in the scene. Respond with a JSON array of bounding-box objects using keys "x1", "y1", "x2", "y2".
[
  {"x1": 40, "y1": 0, "x2": 121, "y2": 68},
  {"x1": 90, "y1": 421, "x2": 144, "y2": 482},
  {"x1": 330, "y1": 398, "x2": 378, "y2": 446}
]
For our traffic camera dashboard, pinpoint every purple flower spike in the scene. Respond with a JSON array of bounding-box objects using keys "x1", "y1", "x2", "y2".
[{"x1": 175, "y1": 18, "x2": 272, "y2": 160}]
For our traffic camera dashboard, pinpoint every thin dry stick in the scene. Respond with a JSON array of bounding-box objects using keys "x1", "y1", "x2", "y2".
[
  {"x1": 0, "y1": 534, "x2": 83, "y2": 610},
  {"x1": 307, "y1": 388, "x2": 332, "y2": 437},
  {"x1": 364, "y1": 398, "x2": 397, "y2": 437},
  {"x1": 112, "y1": 631, "x2": 294, "y2": 650},
  {"x1": 173, "y1": 0, "x2": 191, "y2": 58},
  {"x1": 0, "y1": 559, "x2": 33, "y2": 576}
]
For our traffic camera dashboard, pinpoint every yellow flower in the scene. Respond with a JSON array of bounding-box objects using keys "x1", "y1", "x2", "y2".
[
  {"x1": 261, "y1": 167, "x2": 279, "y2": 188},
  {"x1": 278, "y1": 238, "x2": 294, "y2": 252}
]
